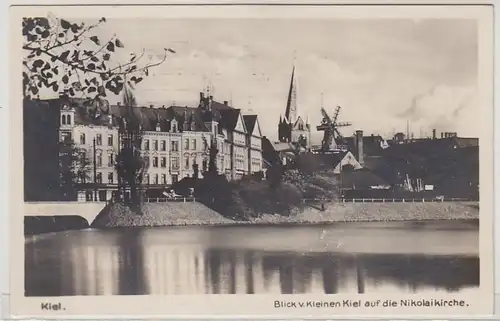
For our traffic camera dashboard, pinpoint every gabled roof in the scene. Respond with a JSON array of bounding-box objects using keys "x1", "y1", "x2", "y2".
[
  {"x1": 217, "y1": 108, "x2": 241, "y2": 131},
  {"x1": 341, "y1": 168, "x2": 390, "y2": 189},
  {"x1": 243, "y1": 115, "x2": 258, "y2": 134}
]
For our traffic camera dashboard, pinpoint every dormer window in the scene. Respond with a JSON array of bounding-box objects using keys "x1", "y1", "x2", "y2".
[
  {"x1": 156, "y1": 123, "x2": 161, "y2": 132},
  {"x1": 171, "y1": 120, "x2": 178, "y2": 133}
]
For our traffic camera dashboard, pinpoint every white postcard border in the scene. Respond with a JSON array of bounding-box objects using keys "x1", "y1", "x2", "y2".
[{"x1": 8, "y1": 3, "x2": 495, "y2": 319}]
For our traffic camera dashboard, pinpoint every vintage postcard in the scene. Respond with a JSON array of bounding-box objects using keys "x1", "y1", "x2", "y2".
[{"x1": 9, "y1": 3, "x2": 494, "y2": 319}]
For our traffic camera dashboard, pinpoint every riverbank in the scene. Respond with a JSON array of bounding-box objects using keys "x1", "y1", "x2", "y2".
[{"x1": 91, "y1": 201, "x2": 479, "y2": 228}]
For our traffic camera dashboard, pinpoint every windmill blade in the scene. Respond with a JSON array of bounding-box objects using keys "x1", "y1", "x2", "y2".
[
  {"x1": 335, "y1": 128, "x2": 344, "y2": 140},
  {"x1": 332, "y1": 106, "x2": 341, "y2": 123},
  {"x1": 320, "y1": 107, "x2": 333, "y2": 124}
]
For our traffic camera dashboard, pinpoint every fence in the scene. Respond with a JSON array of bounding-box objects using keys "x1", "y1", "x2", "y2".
[
  {"x1": 144, "y1": 197, "x2": 196, "y2": 203},
  {"x1": 302, "y1": 197, "x2": 473, "y2": 204}
]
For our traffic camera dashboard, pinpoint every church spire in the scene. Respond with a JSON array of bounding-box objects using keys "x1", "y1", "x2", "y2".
[{"x1": 284, "y1": 65, "x2": 297, "y2": 124}]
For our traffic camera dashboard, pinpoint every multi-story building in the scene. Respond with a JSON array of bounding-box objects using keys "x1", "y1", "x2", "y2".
[{"x1": 55, "y1": 91, "x2": 263, "y2": 201}]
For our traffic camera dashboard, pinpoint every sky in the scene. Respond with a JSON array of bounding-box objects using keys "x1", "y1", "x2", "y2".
[{"x1": 38, "y1": 17, "x2": 479, "y2": 142}]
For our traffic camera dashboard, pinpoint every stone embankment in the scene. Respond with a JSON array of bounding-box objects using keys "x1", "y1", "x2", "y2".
[{"x1": 91, "y1": 201, "x2": 479, "y2": 228}]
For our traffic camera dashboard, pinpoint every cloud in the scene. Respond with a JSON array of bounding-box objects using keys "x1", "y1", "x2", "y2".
[{"x1": 395, "y1": 84, "x2": 479, "y2": 136}]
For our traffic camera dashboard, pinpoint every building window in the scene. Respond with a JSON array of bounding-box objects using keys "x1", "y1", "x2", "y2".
[
  {"x1": 184, "y1": 155, "x2": 189, "y2": 168},
  {"x1": 96, "y1": 153, "x2": 102, "y2": 167},
  {"x1": 161, "y1": 157, "x2": 166, "y2": 168},
  {"x1": 190, "y1": 121, "x2": 196, "y2": 131},
  {"x1": 154, "y1": 174, "x2": 158, "y2": 185},
  {"x1": 108, "y1": 172, "x2": 113, "y2": 184},
  {"x1": 144, "y1": 140, "x2": 149, "y2": 151},
  {"x1": 108, "y1": 152, "x2": 114, "y2": 167},
  {"x1": 153, "y1": 140, "x2": 158, "y2": 151},
  {"x1": 160, "y1": 140, "x2": 166, "y2": 151},
  {"x1": 171, "y1": 141, "x2": 179, "y2": 152},
  {"x1": 96, "y1": 172, "x2": 102, "y2": 184},
  {"x1": 192, "y1": 139, "x2": 197, "y2": 150},
  {"x1": 144, "y1": 174, "x2": 150, "y2": 185},
  {"x1": 184, "y1": 138, "x2": 189, "y2": 150},
  {"x1": 96, "y1": 134, "x2": 102, "y2": 146},
  {"x1": 172, "y1": 123, "x2": 177, "y2": 133},
  {"x1": 171, "y1": 157, "x2": 179, "y2": 170},
  {"x1": 61, "y1": 115, "x2": 66, "y2": 125},
  {"x1": 61, "y1": 131, "x2": 71, "y2": 142},
  {"x1": 80, "y1": 133, "x2": 86, "y2": 145},
  {"x1": 67, "y1": 115, "x2": 72, "y2": 125},
  {"x1": 108, "y1": 134, "x2": 113, "y2": 146},
  {"x1": 172, "y1": 174, "x2": 178, "y2": 183},
  {"x1": 153, "y1": 157, "x2": 158, "y2": 168},
  {"x1": 144, "y1": 156, "x2": 150, "y2": 167},
  {"x1": 161, "y1": 174, "x2": 166, "y2": 185}
]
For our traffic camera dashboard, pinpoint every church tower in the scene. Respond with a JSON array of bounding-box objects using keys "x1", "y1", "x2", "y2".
[{"x1": 278, "y1": 66, "x2": 311, "y2": 149}]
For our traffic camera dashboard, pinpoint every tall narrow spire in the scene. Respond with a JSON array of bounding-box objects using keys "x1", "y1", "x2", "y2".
[{"x1": 284, "y1": 65, "x2": 297, "y2": 124}]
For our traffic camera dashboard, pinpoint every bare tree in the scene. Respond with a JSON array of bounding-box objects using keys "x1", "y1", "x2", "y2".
[
  {"x1": 114, "y1": 83, "x2": 147, "y2": 210},
  {"x1": 59, "y1": 137, "x2": 91, "y2": 200}
]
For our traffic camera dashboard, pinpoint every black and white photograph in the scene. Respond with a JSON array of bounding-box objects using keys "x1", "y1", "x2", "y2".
[{"x1": 11, "y1": 4, "x2": 494, "y2": 318}]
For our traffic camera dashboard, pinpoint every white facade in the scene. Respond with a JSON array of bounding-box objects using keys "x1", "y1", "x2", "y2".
[{"x1": 58, "y1": 98, "x2": 264, "y2": 198}]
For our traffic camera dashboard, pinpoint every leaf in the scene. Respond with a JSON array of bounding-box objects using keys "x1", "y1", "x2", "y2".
[
  {"x1": 103, "y1": 53, "x2": 110, "y2": 61},
  {"x1": 62, "y1": 75, "x2": 69, "y2": 84},
  {"x1": 100, "y1": 17, "x2": 107, "y2": 22},
  {"x1": 90, "y1": 56, "x2": 99, "y2": 62},
  {"x1": 115, "y1": 39, "x2": 124, "y2": 48},
  {"x1": 52, "y1": 83, "x2": 59, "y2": 92},
  {"x1": 60, "y1": 19, "x2": 71, "y2": 30},
  {"x1": 52, "y1": 67, "x2": 59, "y2": 75},
  {"x1": 87, "y1": 63, "x2": 96, "y2": 70},
  {"x1": 32, "y1": 59, "x2": 44, "y2": 69},
  {"x1": 70, "y1": 24, "x2": 79, "y2": 33},
  {"x1": 106, "y1": 42, "x2": 115, "y2": 52},
  {"x1": 58, "y1": 32, "x2": 65, "y2": 37},
  {"x1": 134, "y1": 77, "x2": 143, "y2": 84},
  {"x1": 89, "y1": 36, "x2": 100, "y2": 45},
  {"x1": 98, "y1": 86, "x2": 106, "y2": 96},
  {"x1": 88, "y1": 87, "x2": 97, "y2": 93},
  {"x1": 41, "y1": 30, "x2": 50, "y2": 38},
  {"x1": 59, "y1": 50, "x2": 70, "y2": 61}
]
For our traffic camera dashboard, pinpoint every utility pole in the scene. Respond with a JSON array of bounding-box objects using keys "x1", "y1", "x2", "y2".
[{"x1": 93, "y1": 137, "x2": 97, "y2": 202}]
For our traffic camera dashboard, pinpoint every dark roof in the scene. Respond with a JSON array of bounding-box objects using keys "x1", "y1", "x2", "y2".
[
  {"x1": 344, "y1": 134, "x2": 386, "y2": 157},
  {"x1": 243, "y1": 115, "x2": 258, "y2": 134},
  {"x1": 341, "y1": 168, "x2": 390, "y2": 189},
  {"x1": 262, "y1": 137, "x2": 281, "y2": 165},
  {"x1": 218, "y1": 108, "x2": 242, "y2": 131},
  {"x1": 56, "y1": 95, "x2": 261, "y2": 135}
]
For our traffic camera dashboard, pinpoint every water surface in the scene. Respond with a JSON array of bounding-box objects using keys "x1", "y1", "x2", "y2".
[{"x1": 25, "y1": 220, "x2": 479, "y2": 296}]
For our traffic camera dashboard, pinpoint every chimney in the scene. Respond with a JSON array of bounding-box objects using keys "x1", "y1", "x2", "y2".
[
  {"x1": 209, "y1": 96, "x2": 213, "y2": 101},
  {"x1": 108, "y1": 114, "x2": 113, "y2": 126},
  {"x1": 355, "y1": 130, "x2": 364, "y2": 165},
  {"x1": 149, "y1": 104, "x2": 153, "y2": 108},
  {"x1": 117, "y1": 102, "x2": 121, "y2": 106},
  {"x1": 441, "y1": 132, "x2": 444, "y2": 139},
  {"x1": 223, "y1": 101, "x2": 228, "y2": 105},
  {"x1": 432, "y1": 129, "x2": 436, "y2": 139},
  {"x1": 200, "y1": 92, "x2": 204, "y2": 101}
]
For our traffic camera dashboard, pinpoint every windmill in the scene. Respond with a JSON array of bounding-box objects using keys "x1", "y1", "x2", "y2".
[{"x1": 316, "y1": 105, "x2": 352, "y2": 151}]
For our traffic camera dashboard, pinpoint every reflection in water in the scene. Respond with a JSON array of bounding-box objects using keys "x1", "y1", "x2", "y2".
[{"x1": 25, "y1": 222, "x2": 479, "y2": 296}]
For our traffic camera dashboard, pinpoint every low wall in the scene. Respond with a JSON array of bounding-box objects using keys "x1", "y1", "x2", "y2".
[{"x1": 93, "y1": 201, "x2": 480, "y2": 228}]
